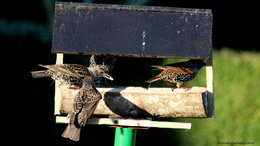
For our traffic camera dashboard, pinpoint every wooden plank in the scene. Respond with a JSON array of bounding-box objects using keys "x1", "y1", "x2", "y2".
[
  {"x1": 206, "y1": 59, "x2": 214, "y2": 117},
  {"x1": 54, "y1": 53, "x2": 64, "y2": 115},
  {"x1": 52, "y1": 2, "x2": 212, "y2": 58},
  {"x1": 55, "y1": 53, "x2": 64, "y2": 64},
  {"x1": 206, "y1": 58, "x2": 213, "y2": 92},
  {"x1": 56, "y1": 117, "x2": 192, "y2": 129},
  {"x1": 56, "y1": 86, "x2": 210, "y2": 118}
]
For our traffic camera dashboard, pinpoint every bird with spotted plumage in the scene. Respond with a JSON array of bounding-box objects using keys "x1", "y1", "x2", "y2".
[
  {"x1": 145, "y1": 59, "x2": 206, "y2": 90},
  {"x1": 37, "y1": 63, "x2": 113, "y2": 89},
  {"x1": 62, "y1": 76, "x2": 102, "y2": 141},
  {"x1": 31, "y1": 55, "x2": 114, "y2": 141},
  {"x1": 31, "y1": 55, "x2": 114, "y2": 89}
]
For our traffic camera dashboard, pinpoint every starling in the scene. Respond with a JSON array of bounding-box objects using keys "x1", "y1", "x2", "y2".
[
  {"x1": 89, "y1": 55, "x2": 117, "y2": 86},
  {"x1": 62, "y1": 76, "x2": 102, "y2": 141},
  {"x1": 38, "y1": 64, "x2": 113, "y2": 89},
  {"x1": 145, "y1": 59, "x2": 206, "y2": 89}
]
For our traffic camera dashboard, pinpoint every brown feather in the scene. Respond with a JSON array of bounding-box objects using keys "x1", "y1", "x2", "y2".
[
  {"x1": 31, "y1": 70, "x2": 51, "y2": 78},
  {"x1": 152, "y1": 65, "x2": 193, "y2": 74},
  {"x1": 39, "y1": 64, "x2": 89, "y2": 77},
  {"x1": 62, "y1": 76, "x2": 101, "y2": 141},
  {"x1": 145, "y1": 75, "x2": 161, "y2": 83},
  {"x1": 62, "y1": 124, "x2": 81, "y2": 141}
]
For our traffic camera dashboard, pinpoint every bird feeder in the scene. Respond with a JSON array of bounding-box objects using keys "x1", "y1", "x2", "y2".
[{"x1": 51, "y1": 2, "x2": 213, "y2": 144}]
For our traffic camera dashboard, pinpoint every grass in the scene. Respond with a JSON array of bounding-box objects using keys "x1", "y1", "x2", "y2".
[{"x1": 159, "y1": 48, "x2": 260, "y2": 145}]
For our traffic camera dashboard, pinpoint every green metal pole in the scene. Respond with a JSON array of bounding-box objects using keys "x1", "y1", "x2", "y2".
[{"x1": 114, "y1": 128, "x2": 137, "y2": 146}]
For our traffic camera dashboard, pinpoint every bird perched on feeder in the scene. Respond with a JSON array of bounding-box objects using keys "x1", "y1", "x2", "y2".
[
  {"x1": 145, "y1": 59, "x2": 206, "y2": 90},
  {"x1": 62, "y1": 76, "x2": 102, "y2": 141},
  {"x1": 32, "y1": 55, "x2": 114, "y2": 88},
  {"x1": 38, "y1": 63, "x2": 113, "y2": 89},
  {"x1": 89, "y1": 55, "x2": 116, "y2": 86}
]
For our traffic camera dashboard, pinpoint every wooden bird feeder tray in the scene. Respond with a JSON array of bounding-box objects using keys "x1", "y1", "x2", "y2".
[{"x1": 52, "y1": 2, "x2": 213, "y2": 129}]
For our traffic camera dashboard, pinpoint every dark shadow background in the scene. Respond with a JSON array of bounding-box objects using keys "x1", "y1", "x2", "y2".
[{"x1": 1, "y1": 0, "x2": 258, "y2": 145}]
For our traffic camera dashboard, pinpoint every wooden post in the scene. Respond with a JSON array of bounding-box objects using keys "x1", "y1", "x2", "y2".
[
  {"x1": 54, "y1": 53, "x2": 64, "y2": 115},
  {"x1": 206, "y1": 58, "x2": 214, "y2": 117}
]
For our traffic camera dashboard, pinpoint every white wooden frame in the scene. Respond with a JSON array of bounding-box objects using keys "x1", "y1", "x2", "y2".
[{"x1": 53, "y1": 53, "x2": 214, "y2": 129}]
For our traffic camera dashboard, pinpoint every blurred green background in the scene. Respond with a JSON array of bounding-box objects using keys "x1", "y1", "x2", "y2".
[{"x1": 3, "y1": 0, "x2": 259, "y2": 146}]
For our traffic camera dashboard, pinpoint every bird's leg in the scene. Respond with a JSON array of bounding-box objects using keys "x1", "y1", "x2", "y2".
[
  {"x1": 146, "y1": 83, "x2": 151, "y2": 89},
  {"x1": 167, "y1": 83, "x2": 177, "y2": 91},
  {"x1": 50, "y1": 80, "x2": 55, "y2": 87}
]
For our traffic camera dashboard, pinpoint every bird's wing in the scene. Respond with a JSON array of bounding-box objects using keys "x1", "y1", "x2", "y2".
[
  {"x1": 152, "y1": 65, "x2": 193, "y2": 74},
  {"x1": 145, "y1": 74, "x2": 162, "y2": 83},
  {"x1": 39, "y1": 64, "x2": 88, "y2": 77},
  {"x1": 68, "y1": 97, "x2": 83, "y2": 126},
  {"x1": 64, "y1": 64, "x2": 90, "y2": 77},
  {"x1": 151, "y1": 65, "x2": 168, "y2": 71},
  {"x1": 77, "y1": 89, "x2": 102, "y2": 126}
]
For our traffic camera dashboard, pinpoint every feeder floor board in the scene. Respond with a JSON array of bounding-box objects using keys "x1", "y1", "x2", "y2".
[{"x1": 56, "y1": 117, "x2": 191, "y2": 129}]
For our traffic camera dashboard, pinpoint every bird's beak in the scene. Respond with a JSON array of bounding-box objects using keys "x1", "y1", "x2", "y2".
[{"x1": 103, "y1": 74, "x2": 114, "y2": 81}]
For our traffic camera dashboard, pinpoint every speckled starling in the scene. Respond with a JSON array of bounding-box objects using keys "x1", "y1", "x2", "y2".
[
  {"x1": 62, "y1": 76, "x2": 102, "y2": 141},
  {"x1": 145, "y1": 59, "x2": 206, "y2": 89},
  {"x1": 38, "y1": 64, "x2": 113, "y2": 89},
  {"x1": 89, "y1": 55, "x2": 116, "y2": 86}
]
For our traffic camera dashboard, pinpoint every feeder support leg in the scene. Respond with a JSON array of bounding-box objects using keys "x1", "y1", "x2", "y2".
[{"x1": 114, "y1": 128, "x2": 136, "y2": 146}]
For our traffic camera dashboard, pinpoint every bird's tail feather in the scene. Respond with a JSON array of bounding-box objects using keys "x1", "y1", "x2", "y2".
[
  {"x1": 31, "y1": 70, "x2": 51, "y2": 78},
  {"x1": 62, "y1": 124, "x2": 81, "y2": 141}
]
